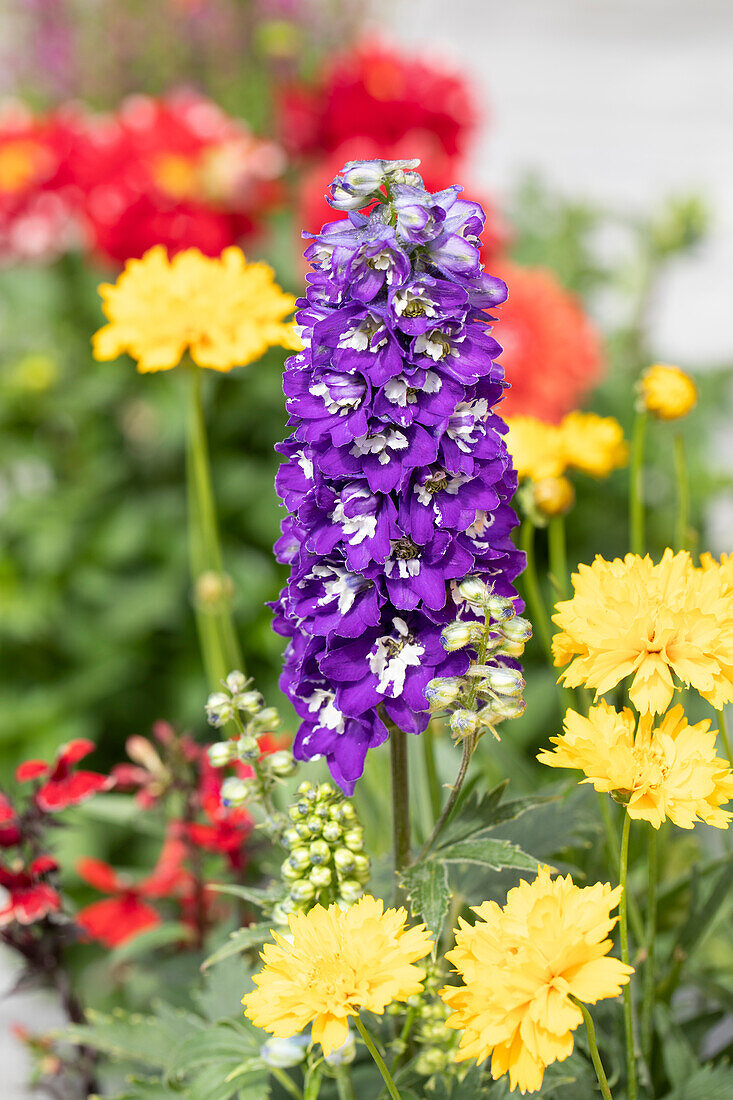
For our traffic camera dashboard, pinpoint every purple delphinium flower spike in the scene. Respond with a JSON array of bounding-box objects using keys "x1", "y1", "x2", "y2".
[{"x1": 272, "y1": 158, "x2": 523, "y2": 793}]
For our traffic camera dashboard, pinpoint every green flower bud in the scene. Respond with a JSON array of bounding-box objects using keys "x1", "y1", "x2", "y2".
[
  {"x1": 501, "y1": 615, "x2": 532, "y2": 643},
  {"x1": 309, "y1": 840, "x2": 330, "y2": 865},
  {"x1": 343, "y1": 827, "x2": 364, "y2": 852},
  {"x1": 288, "y1": 848, "x2": 311, "y2": 873},
  {"x1": 296, "y1": 780, "x2": 315, "y2": 797},
  {"x1": 224, "y1": 670, "x2": 248, "y2": 695},
  {"x1": 281, "y1": 859, "x2": 301, "y2": 883},
  {"x1": 487, "y1": 594, "x2": 515, "y2": 622},
  {"x1": 232, "y1": 689, "x2": 264, "y2": 716},
  {"x1": 338, "y1": 879, "x2": 363, "y2": 904},
  {"x1": 339, "y1": 802, "x2": 357, "y2": 823},
  {"x1": 425, "y1": 677, "x2": 464, "y2": 709},
  {"x1": 309, "y1": 866, "x2": 332, "y2": 889},
  {"x1": 333, "y1": 848, "x2": 356, "y2": 876},
  {"x1": 492, "y1": 695, "x2": 527, "y2": 720},
  {"x1": 352, "y1": 853, "x2": 370, "y2": 882},
  {"x1": 261, "y1": 1035, "x2": 309, "y2": 1068},
  {"x1": 251, "y1": 707, "x2": 281, "y2": 732},
  {"x1": 441, "y1": 621, "x2": 482, "y2": 652},
  {"x1": 207, "y1": 741, "x2": 238, "y2": 768},
  {"x1": 268, "y1": 750, "x2": 296, "y2": 777},
  {"x1": 456, "y1": 575, "x2": 491, "y2": 611},
  {"x1": 220, "y1": 777, "x2": 250, "y2": 807},
  {"x1": 205, "y1": 692, "x2": 234, "y2": 728},
  {"x1": 483, "y1": 666, "x2": 525, "y2": 697},
  {"x1": 237, "y1": 736, "x2": 260, "y2": 762},
  {"x1": 306, "y1": 814, "x2": 323, "y2": 835},
  {"x1": 290, "y1": 879, "x2": 316, "y2": 904},
  {"x1": 322, "y1": 821, "x2": 342, "y2": 844},
  {"x1": 317, "y1": 782, "x2": 336, "y2": 801},
  {"x1": 449, "y1": 709, "x2": 479, "y2": 739},
  {"x1": 282, "y1": 827, "x2": 300, "y2": 850},
  {"x1": 295, "y1": 823, "x2": 311, "y2": 840}
]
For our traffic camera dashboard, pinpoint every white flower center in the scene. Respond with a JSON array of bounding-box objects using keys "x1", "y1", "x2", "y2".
[{"x1": 369, "y1": 617, "x2": 425, "y2": 696}]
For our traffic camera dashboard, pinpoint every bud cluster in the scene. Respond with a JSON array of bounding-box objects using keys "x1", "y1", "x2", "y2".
[
  {"x1": 388, "y1": 966, "x2": 463, "y2": 1084},
  {"x1": 429, "y1": 576, "x2": 531, "y2": 740},
  {"x1": 275, "y1": 781, "x2": 370, "y2": 922},
  {"x1": 205, "y1": 670, "x2": 294, "y2": 838}
]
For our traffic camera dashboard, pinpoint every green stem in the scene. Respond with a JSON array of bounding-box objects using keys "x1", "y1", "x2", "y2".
[
  {"x1": 548, "y1": 515, "x2": 569, "y2": 600},
  {"x1": 185, "y1": 364, "x2": 243, "y2": 687},
  {"x1": 270, "y1": 1066, "x2": 304, "y2": 1100},
  {"x1": 598, "y1": 796, "x2": 645, "y2": 945},
  {"x1": 673, "y1": 434, "x2": 689, "y2": 552},
  {"x1": 717, "y1": 707, "x2": 733, "y2": 771},
  {"x1": 416, "y1": 733, "x2": 475, "y2": 863},
  {"x1": 520, "y1": 519, "x2": 554, "y2": 661},
  {"x1": 303, "y1": 1064, "x2": 323, "y2": 1100},
  {"x1": 354, "y1": 1016, "x2": 402, "y2": 1100},
  {"x1": 572, "y1": 998, "x2": 613, "y2": 1100},
  {"x1": 422, "y1": 728, "x2": 442, "y2": 825},
  {"x1": 334, "y1": 1065, "x2": 356, "y2": 1100},
  {"x1": 620, "y1": 813, "x2": 638, "y2": 1100},
  {"x1": 629, "y1": 410, "x2": 648, "y2": 556},
  {"x1": 641, "y1": 827, "x2": 657, "y2": 1072},
  {"x1": 390, "y1": 727, "x2": 411, "y2": 906}
]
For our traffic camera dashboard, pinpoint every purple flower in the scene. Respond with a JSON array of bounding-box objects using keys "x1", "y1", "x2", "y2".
[{"x1": 273, "y1": 158, "x2": 523, "y2": 790}]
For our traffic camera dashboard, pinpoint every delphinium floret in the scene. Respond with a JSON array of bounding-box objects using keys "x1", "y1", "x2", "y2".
[{"x1": 273, "y1": 158, "x2": 523, "y2": 791}]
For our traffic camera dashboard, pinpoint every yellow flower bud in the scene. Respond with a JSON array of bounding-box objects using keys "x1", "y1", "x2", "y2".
[
  {"x1": 638, "y1": 363, "x2": 697, "y2": 420},
  {"x1": 532, "y1": 476, "x2": 575, "y2": 517}
]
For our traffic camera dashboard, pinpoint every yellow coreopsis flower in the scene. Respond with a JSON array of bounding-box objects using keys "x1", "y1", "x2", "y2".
[
  {"x1": 552, "y1": 549, "x2": 733, "y2": 714},
  {"x1": 504, "y1": 417, "x2": 565, "y2": 482},
  {"x1": 638, "y1": 363, "x2": 697, "y2": 420},
  {"x1": 441, "y1": 867, "x2": 632, "y2": 1094},
  {"x1": 559, "y1": 410, "x2": 628, "y2": 478},
  {"x1": 92, "y1": 245, "x2": 298, "y2": 373},
  {"x1": 242, "y1": 895, "x2": 432, "y2": 1055},
  {"x1": 538, "y1": 702, "x2": 733, "y2": 829}
]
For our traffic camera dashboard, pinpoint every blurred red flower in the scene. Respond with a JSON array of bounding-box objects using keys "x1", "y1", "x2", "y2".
[
  {"x1": 0, "y1": 794, "x2": 22, "y2": 847},
  {"x1": 69, "y1": 90, "x2": 285, "y2": 265},
  {"x1": 0, "y1": 855, "x2": 61, "y2": 927},
  {"x1": 279, "y1": 40, "x2": 478, "y2": 161},
  {"x1": 0, "y1": 103, "x2": 81, "y2": 264},
  {"x1": 185, "y1": 756, "x2": 252, "y2": 870},
  {"x1": 16, "y1": 739, "x2": 112, "y2": 813},
  {"x1": 493, "y1": 262, "x2": 604, "y2": 422},
  {"x1": 76, "y1": 834, "x2": 192, "y2": 948}
]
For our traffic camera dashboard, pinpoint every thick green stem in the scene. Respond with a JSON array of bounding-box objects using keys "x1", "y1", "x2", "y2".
[
  {"x1": 629, "y1": 410, "x2": 648, "y2": 556},
  {"x1": 354, "y1": 1016, "x2": 402, "y2": 1100},
  {"x1": 390, "y1": 727, "x2": 411, "y2": 906},
  {"x1": 422, "y1": 728, "x2": 442, "y2": 825},
  {"x1": 185, "y1": 364, "x2": 243, "y2": 687},
  {"x1": 572, "y1": 998, "x2": 613, "y2": 1100},
  {"x1": 520, "y1": 519, "x2": 554, "y2": 660},
  {"x1": 620, "y1": 813, "x2": 638, "y2": 1100},
  {"x1": 548, "y1": 515, "x2": 569, "y2": 600},
  {"x1": 416, "y1": 733, "x2": 475, "y2": 863},
  {"x1": 717, "y1": 707, "x2": 733, "y2": 771},
  {"x1": 640, "y1": 826, "x2": 657, "y2": 1073},
  {"x1": 673, "y1": 434, "x2": 689, "y2": 552}
]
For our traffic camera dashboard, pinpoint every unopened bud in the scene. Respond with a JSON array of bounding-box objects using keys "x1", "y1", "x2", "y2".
[
  {"x1": 456, "y1": 576, "x2": 491, "y2": 611},
  {"x1": 207, "y1": 741, "x2": 238, "y2": 768},
  {"x1": 334, "y1": 848, "x2": 356, "y2": 875},
  {"x1": 317, "y1": 782, "x2": 336, "y2": 802},
  {"x1": 268, "y1": 750, "x2": 296, "y2": 777},
  {"x1": 237, "y1": 736, "x2": 260, "y2": 762},
  {"x1": 441, "y1": 621, "x2": 482, "y2": 652},
  {"x1": 205, "y1": 692, "x2": 234, "y2": 728},
  {"x1": 339, "y1": 878, "x2": 364, "y2": 904},
  {"x1": 306, "y1": 814, "x2": 323, "y2": 835},
  {"x1": 322, "y1": 821, "x2": 342, "y2": 843},
  {"x1": 309, "y1": 866, "x2": 332, "y2": 889},
  {"x1": 343, "y1": 827, "x2": 364, "y2": 852},
  {"x1": 309, "y1": 840, "x2": 330, "y2": 865},
  {"x1": 487, "y1": 595, "x2": 515, "y2": 622},
  {"x1": 250, "y1": 707, "x2": 281, "y2": 732},
  {"x1": 425, "y1": 677, "x2": 464, "y2": 709},
  {"x1": 449, "y1": 709, "x2": 479, "y2": 739},
  {"x1": 533, "y1": 476, "x2": 575, "y2": 518},
  {"x1": 290, "y1": 880, "x2": 316, "y2": 904},
  {"x1": 281, "y1": 859, "x2": 302, "y2": 882},
  {"x1": 260, "y1": 1035, "x2": 309, "y2": 1069},
  {"x1": 492, "y1": 695, "x2": 527, "y2": 720},
  {"x1": 501, "y1": 616, "x2": 532, "y2": 643},
  {"x1": 220, "y1": 777, "x2": 250, "y2": 807},
  {"x1": 233, "y1": 690, "x2": 264, "y2": 716},
  {"x1": 352, "y1": 853, "x2": 370, "y2": 883},
  {"x1": 225, "y1": 670, "x2": 248, "y2": 694},
  {"x1": 496, "y1": 640, "x2": 525, "y2": 659},
  {"x1": 484, "y1": 667, "x2": 525, "y2": 697},
  {"x1": 288, "y1": 848, "x2": 311, "y2": 873},
  {"x1": 282, "y1": 827, "x2": 300, "y2": 850}
]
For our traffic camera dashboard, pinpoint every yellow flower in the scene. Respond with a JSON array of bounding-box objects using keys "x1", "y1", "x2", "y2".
[
  {"x1": 638, "y1": 363, "x2": 697, "y2": 420},
  {"x1": 538, "y1": 702, "x2": 733, "y2": 829},
  {"x1": 441, "y1": 867, "x2": 632, "y2": 1094},
  {"x1": 505, "y1": 417, "x2": 565, "y2": 481},
  {"x1": 552, "y1": 549, "x2": 733, "y2": 714},
  {"x1": 531, "y1": 475, "x2": 575, "y2": 518},
  {"x1": 242, "y1": 895, "x2": 432, "y2": 1055},
  {"x1": 559, "y1": 411, "x2": 628, "y2": 478},
  {"x1": 92, "y1": 245, "x2": 297, "y2": 373}
]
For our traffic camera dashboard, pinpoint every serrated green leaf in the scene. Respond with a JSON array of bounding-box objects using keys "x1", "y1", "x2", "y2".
[
  {"x1": 63, "y1": 1006, "x2": 200, "y2": 1070},
  {"x1": 401, "y1": 860, "x2": 450, "y2": 942},
  {"x1": 437, "y1": 836, "x2": 540, "y2": 872},
  {"x1": 168, "y1": 1021, "x2": 260, "y2": 1078},
  {"x1": 108, "y1": 922, "x2": 193, "y2": 965},
  {"x1": 676, "y1": 860, "x2": 733, "y2": 958},
  {"x1": 201, "y1": 923, "x2": 273, "y2": 972},
  {"x1": 662, "y1": 1063, "x2": 733, "y2": 1099}
]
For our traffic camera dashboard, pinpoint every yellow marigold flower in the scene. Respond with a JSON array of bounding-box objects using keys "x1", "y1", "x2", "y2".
[
  {"x1": 441, "y1": 867, "x2": 632, "y2": 1094},
  {"x1": 505, "y1": 417, "x2": 565, "y2": 482},
  {"x1": 638, "y1": 363, "x2": 697, "y2": 420},
  {"x1": 92, "y1": 245, "x2": 297, "y2": 373},
  {"x1": 532, "y1": 475, "x2": 575, "y2": 518},
  {"x1": 699, "y1": 551, "x2": 733, "y2": 596},
  {"x1": 242, "y1": 895, "x2": 432, "y2": 1055},
  {"x1": 559, "y1": 411, "x2": 628, "y2": 478},
  {"x1": 538, "y1": 702, "x2": 733, "y2": 829},
  {"x1": 552, "y1": 549, "x2": 733, "y2": 714}
]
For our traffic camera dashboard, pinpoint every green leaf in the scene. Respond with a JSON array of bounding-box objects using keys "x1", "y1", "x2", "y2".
[
  {"x1": 207, "y1": 883, "x2": 281, "y2": 908},
  {"x1": 62, "y1": 1005, "x2": 202, "y2": 1070},
  {"x1": 201, "y1": 923, "x2": 273, "y2": 972},
  {"x1": 436, "y1": 836, "x2": 540, "y2": 872},
  {"x1": 676, "y1": 859, "x2": 733, "y2": 957},
  {"x1": 662, "y1": 1063, "x2": 733, "y2": 1099},
  {"x1": 168, "y1": 1021, "x2": 261, "y2": 1079},
  {"x1": 401, "y1": 860, "x2": 450, "y2": 942},
  {"x1": 108, "y1": 922, "x2": 193, "y2": 965}
]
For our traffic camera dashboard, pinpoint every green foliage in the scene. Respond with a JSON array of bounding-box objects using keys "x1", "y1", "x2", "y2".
[{"x1": 201, "y1": 923, "x2": 274, "y2": 972}]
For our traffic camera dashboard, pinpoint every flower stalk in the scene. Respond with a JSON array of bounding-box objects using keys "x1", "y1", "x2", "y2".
[
  {"x1": 629, "y1": 410, "x2": 647, "y2": 556},
  {"x1": 619, "y1": 813, "x2": 638, "y2": 1100},
  {"x1": 354, "y1": 1016, "x2": 402, "y2": 1100},
  {"x1": 390, "y1": 726, "x2": 411, "y2": 905},
  {"x1": 572, "y1": 998, "x2": 613, "y2": 1100}
]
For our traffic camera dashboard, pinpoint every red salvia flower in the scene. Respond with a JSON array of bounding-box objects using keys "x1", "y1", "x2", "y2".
[
  {"x1": 0, "y1": 793, "x2": 22, "y2": 847},
  {"x1": 494, "y1": 262, "x2": 605, "y2": 422},
  {"x1": 16, "y1": 739, "x2": 112, "y2": 813},
  {"x1": 0, "y1": 855, "x2": 61, "y2": 927},
  {"x1": 185, "y1": 756, "x2": 252, "y2": 870},
  {"x1": 75, "y1": 834, "x2": 192, "y2": 948}
]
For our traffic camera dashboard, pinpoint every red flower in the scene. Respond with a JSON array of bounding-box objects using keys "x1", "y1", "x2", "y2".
[
  {"x1": 493, "y1": 262, "x2": 604, "y2": 422},
  {"x1": 69, "y1": 90, "x2": 284, "y2": 265},
  {"x1": 185, "y1": 757, "x2": 252, "y2": 870},
  {"x1": 0, "y1": 793, "x2": 21, "y2": 847},
  {"x1": 111, "y1": 722, "x2": 201, "y2": 808},
  {"x1": 16, "y1": 739, "x2": 112, "y2": 813},
  {"x1": 76, "y1": 835, "x2": 192, "y2": 948},
  {"x1": 279, "y1": 40, "x2": 478, "y2": 161},
  {"x1": 0, "y1": 855, "x2": 61, "y2": 927}
]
